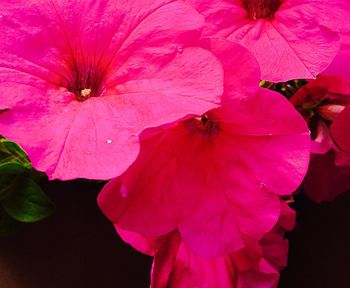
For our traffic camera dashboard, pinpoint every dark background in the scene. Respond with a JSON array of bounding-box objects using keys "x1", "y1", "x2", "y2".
[{"x1": 0, "y1": 180, "x2": 350, "y2": 288}]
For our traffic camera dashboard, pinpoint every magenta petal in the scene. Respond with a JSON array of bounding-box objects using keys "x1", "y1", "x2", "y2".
[
  {"x1": 178, "y1": 174, "x2": 281, "y2": 256},
  {"x1": 1, "y1": 96, "x2": 142, "y2": 180},
  {"x1": 323, "y1": 33, "x2": 350, "y2": 77},
  {"x1": 221, "y1": 88, "x2": 309, "y2": 136},
  {"x1": 277, "y1": 202, "x2": 296, "y2": 232},
  {"x1": 238, "y1": 259, "x2": 279, "y2": 288},
  {"x1": 232, "y1": 19, "x2": 339, "y2": 81},
  {"x1": 304, "y1": 151, "x2": 350, "y2": 203},
  {"x1": 288, "y1": 0, "x2": 350, "y2": 33},
  {"x1": 113, "y1": 202, "x2": 294, "y2": 288},
  {"x1": 332, "y1": 105, "x2": 350, "y2": 156},
  {"x1": 115, "y1": 225, "x2": 166, "y2": 256},
  {"x1": 219, "y1": 89, "x2": 310, "y2": 195},
  {"x1": 259, "y1": 231, "x2": 288, "y2": 271},
  {"x1": 200, "y1": 37, "x2": 261, "y2": 101},
  {"x1": 310, "y1": 122, "x2": 334, "y2": 154},
  {"x1": 110, "y1": 46, "x2": 223, "y2": 119},
  {"x1": 164, "y1": 239, "x2": 236, "y2": 287}
]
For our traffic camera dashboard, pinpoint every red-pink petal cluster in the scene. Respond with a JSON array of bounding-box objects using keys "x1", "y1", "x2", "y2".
[
  {"x1": 0, "y1": 0, "x2": 223, "y2": 180},
  {"x1": 185, "y1": 0, "x2": 350, "y2": 81},
  {"x1": 290, "y1": 48, "x2": 350, "y2": 202},
  {"x1": 98, "y1": 39, "x2": 310, "y2": 258},
  {"x1": 114, "y1": 201, "x2": 295, "y2": 288}
]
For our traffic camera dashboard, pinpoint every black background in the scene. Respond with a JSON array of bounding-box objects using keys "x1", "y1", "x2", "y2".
[{"x1": 1, "y1": 179, "x2": 350, "y2": 288}]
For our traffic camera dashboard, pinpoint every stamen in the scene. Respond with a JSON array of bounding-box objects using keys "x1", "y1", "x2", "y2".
[
  {"x1": 184, "y1": 113, "x2": 220, "y2": 136},
  {"x1": 200, "y1": 114, "x2": 217, "y2": 131},
  {"x1": 81, "y1": 88, "x2": 92, "y2": 98},
  {"x1": 64, "y1": 55, "x2": 107, "y2": 102}
]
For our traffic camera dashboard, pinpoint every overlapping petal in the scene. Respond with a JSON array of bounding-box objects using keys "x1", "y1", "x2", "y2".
[
  {"x1": 98, "y1": 39, "x2": 310, "y2": 256},
  {"x1": 114, "y1": 201, "x2": 295, "y2": 288}
]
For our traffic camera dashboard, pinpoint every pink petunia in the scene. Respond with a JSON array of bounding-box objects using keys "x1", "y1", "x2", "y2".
[
  {"x1": 291, "y1": 73, "x2": 350, "y2": 202},
  {"x1": 185, "y1": 0, "x2": 350, "y2": 82},
  {"x1": 114, "y1": 201, "x2": 295, "y2": 288},
  {"x1": 98, "y1": 38, "x2": 310, "y2": 257},
  {"x1": 0, "y1": 0, "x2": 223, "y2": 180}
]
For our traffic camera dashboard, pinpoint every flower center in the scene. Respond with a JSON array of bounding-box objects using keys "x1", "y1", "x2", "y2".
[
  {"x1": 65, "y1": 61, "x2": 107, "y2": 102},
  {"x1": 242, "y1": 0, "x2": 283, "y2": 19},
  {"x1": 199, "y1": 114, "x2": 217, "y2": 131},
  {"x1": 184, "y1": 113, "x2": 220, "y2": 136}
]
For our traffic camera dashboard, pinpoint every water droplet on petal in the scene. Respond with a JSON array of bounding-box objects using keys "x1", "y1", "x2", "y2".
[
  {"x1": 260, "y1": 182, "x2": 267, "y2": 189},
  {"x1": 86, "y1": 151, "x2": 91, "y2": 155},
  {"x1": 177, "y1": 46, "x2": 183, "y2": 54},
  {"x1": 106, "y1": 139, "x2": 112, "y2": 144}
]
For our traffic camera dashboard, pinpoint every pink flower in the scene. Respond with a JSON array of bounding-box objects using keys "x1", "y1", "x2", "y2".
[
  {"x1": 185, "y1": 0, "x2": 350, "y2": 82},
  {"x1": 290, "y1": 73, "x2": 350, "y2": 202},
  {"x1": 0, "y1": 0, "x2": 223, "y2": 180},
  {"x1": 98, "y1": 38, "x2": 310, "y2": 257},
  {"x1": 113, "y1": 201, "x2": 295, "y2": 288}
]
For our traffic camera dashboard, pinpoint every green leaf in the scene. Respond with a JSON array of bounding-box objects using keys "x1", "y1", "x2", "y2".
[
  {"x1": 0, "y1": 175, "x2": 18, "y2": 201},
  {"x1": 0, "y1": 162, "x2": 27, "y2": 174},
  {"x1": 2, "y1": 177, "x2": 54, "y2": 223},
  {"x1": 0, "y1": 137, "x2": 31, "y2": 169}
]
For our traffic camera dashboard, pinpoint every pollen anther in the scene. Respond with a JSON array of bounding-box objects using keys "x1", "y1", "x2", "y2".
[{"x1": 81, "y1": 88, "x2": 92, "y2": 98}]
